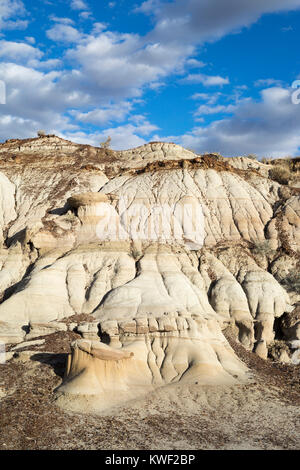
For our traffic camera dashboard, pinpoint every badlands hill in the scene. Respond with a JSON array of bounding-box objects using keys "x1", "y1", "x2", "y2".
[{"x1": 0, "y1": 135, "x2": 299, "y2": 450}]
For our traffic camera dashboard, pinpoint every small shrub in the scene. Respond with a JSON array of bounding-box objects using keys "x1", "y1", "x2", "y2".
[
  {"x1": 261, "y1": 157, "x2": 272, "y2": 164},
  {"x1": 269, "y1": 166, "x2": 291, "y2": 185},
  {"x1": 252, "y1": 240, "x2": 274, "y2": 256},
  {"x1": 281, "y1": 306, "x2": 300, "y2": 329},
  {"x1": 202, "y1": 151, "x2": 222, "y2": 158},
  {"x1": 281, "y1": 269, "x2": 300, "y2": 294},
  {"x1": 100, "y1": 136, "x2": 112, "y2": 149},
  {"x1": 207, "y1": 267, "x2": 217, "y2": 282},
  {"x1": 132, "y1": 249, "x2": 142, "y2": 260},
  {"x1": 209, "y1": 152, "x2": 222, "y2": 157}
]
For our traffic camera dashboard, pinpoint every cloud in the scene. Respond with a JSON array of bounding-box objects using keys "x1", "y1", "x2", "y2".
[
  {"x1": 134, "y1": 0, "x2": 160, "y2": 15},
  {"x1": 0, "y1": 63, "x2": 79, "y2": 140},
  {"x1": 173, "y1": 87, "x2": 300, "y2": 157},
  {"x1": 0, "y1": 0, "x2": 28, "y2": 30},
  {"x1": 0, "y1": 24, "x2": 177, "y2": 141},
  {"x1": 182, "y1": 73, "x2": 229, "y2": 86},
  {"x1": 254, "y1": 78, "x2": 284, "y2": 87},
  {"x1": 79, "y1": 11, "x2": 92, "y2": 20},
  {"x1": 185, "y1": 58, "x2": 206, "y2": 69},
  {"x1": 71, "y1": 101, "x2": 134, "y2": 125},
  {"x1": 141, "y1": 0, "x2": 300, "y2": 45},
  {"x1": 191, "y1": 92, "x2": 222, "y2": 104},
  {"x1": 1, "y1": 0, "x2": 300, "y2": 156},
  {"x1": 50, "y1": 16, "x2": 75, "y2": 25},
  {"x1": 64, "y1": 30, "x2": 192, "y2": 100},
  {"x1": 194, "y1": 104, "x2": 236, "y2": 116},
  {"x1": 28, "y1": 58, "x2": 62, "y2": 70},
  {"x1": 70, "y1": 0, "x2": 88, "y2": 10},
  {"x1": 0, "y1": 40, "x2": 42, "y2": 63},
  {"x1": 25, "y1": 36, "x2": 35, "y2": 44},
  {"x1": 0, "y1": 56, "x2": 155, "y2": 144},
  {"x1": 46, "y1": 24, "x2": 83, "y2": 43},
  {"x1": 62, "y1": 119, "x2": 159, "y2": 149}
]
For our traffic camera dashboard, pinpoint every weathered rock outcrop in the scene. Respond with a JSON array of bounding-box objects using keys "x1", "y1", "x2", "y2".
[
  {"x1": 57, "y1": 316, "x2": 248, "y2": 411},
  {"x1": 0, "y1": 136, "x2": 298, "y2": 411},
  {"x1": 101, "y1": 168, "x2": 273, "y2": 247}
]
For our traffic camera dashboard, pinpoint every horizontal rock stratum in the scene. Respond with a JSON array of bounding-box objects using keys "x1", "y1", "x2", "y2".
[{"x1": 0, "y1": 135, "x2": 299, "y2": 411}]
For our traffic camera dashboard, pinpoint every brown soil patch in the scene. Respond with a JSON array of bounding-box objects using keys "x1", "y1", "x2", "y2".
[
  {"x1": 224, "y1": 327, "x2": 300, "y2": 405},
  {"x1": 131, "y1": 154, "x2": 262, "y2": 180},
  {"x1": 61, "y1": 313, "x2": 96, "y2": 325}
]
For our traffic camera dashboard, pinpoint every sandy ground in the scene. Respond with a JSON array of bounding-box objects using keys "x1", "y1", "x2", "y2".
[{"x1": 0, "y1": 330, "x2": 299, "y2": 450}]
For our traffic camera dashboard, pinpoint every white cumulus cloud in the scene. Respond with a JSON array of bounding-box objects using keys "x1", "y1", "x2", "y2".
[
  {"x1": 0, "y1": 0, "x2": 28, "y2": 30},
  {"x1": 175, "y1": 87, "x2": 300, "y2": 157}
]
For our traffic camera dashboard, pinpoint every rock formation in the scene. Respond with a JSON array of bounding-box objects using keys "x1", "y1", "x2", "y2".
[{"x1": 0, "y1": 135, "x2": 298, "y2": 411}]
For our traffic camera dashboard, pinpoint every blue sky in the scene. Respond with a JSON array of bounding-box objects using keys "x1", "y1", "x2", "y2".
[{"x1": 1, "y1": 0, "x2": 300, "y2": 156}]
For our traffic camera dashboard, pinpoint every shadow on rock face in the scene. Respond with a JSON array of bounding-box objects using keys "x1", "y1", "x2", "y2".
[
  {"x1": 48, "y1": 202, "x2": 71, "y2": 216},
  {"x1": 30, "y1": 352, "x2": 68, "y2": 379}
]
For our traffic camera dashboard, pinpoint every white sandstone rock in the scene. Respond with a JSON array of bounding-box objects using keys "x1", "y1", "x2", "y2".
[{"x1": 11, "y1": 339, "x2": 45, "y2": 351}]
